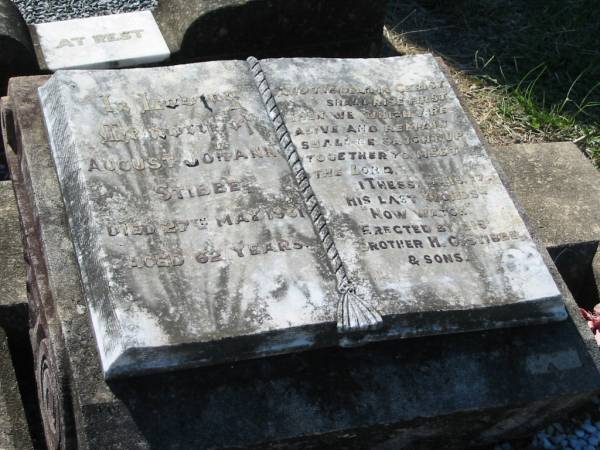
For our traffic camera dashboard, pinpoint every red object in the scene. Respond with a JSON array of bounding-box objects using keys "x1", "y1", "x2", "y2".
[{"x1": 580, "y1": 307, "x2": 600, "y2": 346}]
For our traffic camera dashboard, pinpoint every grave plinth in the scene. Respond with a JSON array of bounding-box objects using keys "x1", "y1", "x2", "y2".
[{"x1": 3, "y1": 63, "x2": 600, "y2": 449}]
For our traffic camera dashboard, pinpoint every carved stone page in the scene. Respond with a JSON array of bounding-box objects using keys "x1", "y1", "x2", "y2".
[
  {"x1": 257, "y1": 54, "x2": 565, "y2": 343},
  {"x1": 39, "y1": 61, "x2": 338, "y2": 378}
]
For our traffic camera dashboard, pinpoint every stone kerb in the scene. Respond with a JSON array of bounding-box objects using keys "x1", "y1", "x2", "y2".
[{"x1": 489, "y1": 142, "x2": 600, "y2": 306}]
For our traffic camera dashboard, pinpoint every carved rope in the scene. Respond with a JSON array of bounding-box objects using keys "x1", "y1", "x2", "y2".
[{"x1": 247, "y1": 57, "x2": 382, "y2": 332}]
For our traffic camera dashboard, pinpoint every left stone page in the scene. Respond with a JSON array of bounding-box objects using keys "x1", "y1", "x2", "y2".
[{"x1": 38, "y1": 61, "x2": 338, "y2": 378}]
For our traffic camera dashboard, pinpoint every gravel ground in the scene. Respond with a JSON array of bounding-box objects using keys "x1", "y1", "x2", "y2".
[
  {"x1": 10, "y1": 0, "x2": 157, "y2": 23},
  {"x1": 494, "y1": 397, "x2": 600, "y2": 450}
]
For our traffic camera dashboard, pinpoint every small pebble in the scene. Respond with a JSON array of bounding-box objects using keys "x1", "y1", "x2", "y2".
[
  {"x1": 569, "y1": 436, "x2": 580, "y2": 448},
  {"x1": 540, "y1": 436, "x2": 554, "y2": 449},
  {"x1": 582, "y1": 422, "x2": 596, "y2": 434}
]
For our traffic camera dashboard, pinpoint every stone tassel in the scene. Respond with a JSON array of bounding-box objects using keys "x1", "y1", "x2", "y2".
[{"x1": 247, "y1": 56, "x2": 383, "y2": 332}]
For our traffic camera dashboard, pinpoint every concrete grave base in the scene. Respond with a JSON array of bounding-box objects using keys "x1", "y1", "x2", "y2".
[
  {"x1": 3, "y1": 74, "x2": 600, "y2": 449},
  {"x1": 489, "y1": 142, "x2": 600, "y2": 306}
]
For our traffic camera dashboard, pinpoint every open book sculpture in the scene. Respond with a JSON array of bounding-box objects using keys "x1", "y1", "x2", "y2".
[{"x1": 38, "y1": 54, "x2": 565, "y2": 378}]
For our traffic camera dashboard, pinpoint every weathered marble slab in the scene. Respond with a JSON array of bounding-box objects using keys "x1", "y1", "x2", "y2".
[
  {"x1": 39, "y1": 55, "x2": 567, "y2": 378},
  {"x1": 39, "y1": 62, "x2": 338, "y2": 378},
  {"x1": 31, "y1": 11, "x2": 170, "y2": 71},
  {"x1": 259, "y1": 54, "x2": 566, "y2": 340}
]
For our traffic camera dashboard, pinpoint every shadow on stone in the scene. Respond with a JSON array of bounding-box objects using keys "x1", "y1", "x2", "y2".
[
  {"x1": 155, "y1": 0, "x2": 385, "y2": 62},
  {"x1": 104, "y1": 321, "x2": 600, "y2": 449},
  {"x1": 549, "y1": 245, "x2": 600, "y2": 310},
  {"x1": 0, "y1": 0, "x2": 36, "y2": 96},
  {"x1": 0, "y1": 0, "x2": 37, "y2": 180},
  {"x1": 4, "y1": 328, "x2": 47, "y2": 450}
]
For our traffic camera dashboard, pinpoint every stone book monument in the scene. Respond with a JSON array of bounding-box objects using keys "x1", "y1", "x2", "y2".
[{"x1": 38, "y1": 54, "x2": 565, "y2": 379}]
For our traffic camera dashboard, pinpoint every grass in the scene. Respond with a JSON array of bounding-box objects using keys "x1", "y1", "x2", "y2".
[{"x1": 384, "y1": 0, "x2": 600, "y2": 166}]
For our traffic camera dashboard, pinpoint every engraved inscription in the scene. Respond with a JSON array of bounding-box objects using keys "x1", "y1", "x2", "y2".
[
  {"x1": 35, "y1": 11, "x2": 171, "y2": 72},
  {"x1": 259, "y1": 54, "x2": 561, "y2": 323},
  {"x1": 40, "y1": 60, "x2": 341, "y2": 377},
  {"x1": 39, "y1": 55, "x2": 564, "y2": 378},
  {"x1": 273, "y1": 74, "x2": 502, "y2": 263},
  {"x1": 55, "y1": 29, "x2": 145, "y2": 49},
  {"x1": 85, "y1": 81, "x2": 320, "y2": 269}
]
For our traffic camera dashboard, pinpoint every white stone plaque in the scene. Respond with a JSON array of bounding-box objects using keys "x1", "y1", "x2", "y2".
[{"x1": 32, "y1": 11, "x2": 170, "y2": 71}]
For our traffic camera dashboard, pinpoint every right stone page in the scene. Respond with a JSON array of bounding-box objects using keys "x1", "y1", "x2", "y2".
[{"x1": 258, "y1": 54, "x2": 566, "y2": 339}]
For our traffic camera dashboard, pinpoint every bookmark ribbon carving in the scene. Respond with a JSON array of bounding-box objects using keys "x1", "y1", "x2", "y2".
[{"x1": 247, "y1": 57, "x2": 383, "y2": 332}]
